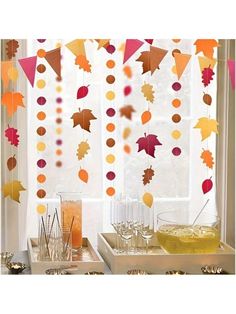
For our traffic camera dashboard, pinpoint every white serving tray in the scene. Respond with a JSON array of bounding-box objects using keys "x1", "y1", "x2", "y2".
[
  {"x1": 27, "y1": 237, "x2": 104, "y2": 274},
  {"x1": 97, "y1": 233, "x2": 235, "y2": 274}
]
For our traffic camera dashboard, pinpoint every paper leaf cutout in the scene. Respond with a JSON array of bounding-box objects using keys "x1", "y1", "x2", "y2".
[
  {"x1": 66, "y1": 39, "x2": 86, "y2": 56},
  {"x1": 2, "y1": 180, "x2": 26, "y2": 203},
  {"x1": 142, "y1": 192, "x2": 153, "y2": 208},
  {"x1": 198, "y1": 56, "x2": 217, "y2": 73},
  {"x1": 174, "y1": 52, "x2": 191, "y2": 79},
  {"x1": 123, "y1": 65, "x2": 132, "y2": 79},
  {"x1": 18, "y1": 56, "x2": 37, "y2": 87},
  {"x1": 201, "y1": 149, "x2": 214, "y2": 169},
  {"x1": 194, "y1": 39, "x2": 219, "y2": 59},
  {"x1": 142, "y1": 166, "x2": 155, "y2": 185},
  {"x1": 202, "y1": 178, "x2": 213, "y2": 194},
  {"x1": 6, "y1": 40, "x2": 19, "y2": 59},
  {"x1": 203, "y1": 93, "x2": 212, "y2": 106},
  {"x1": 123, "y1": 127, "x2": 131, "y2": 140},
  {"x1": 77, "y1": 85, "x2": 89, "y2": 99},
  {"x1": 141, "y1": 110, "x2": 152, "y2": 124},
  {"x1": 202, "y1": 66, "x2": 215, "y2": 87},
  {"x1": 45, "y1": 48, "x2": 61, "y2": 79},
  {"x1": 71, "y1": 108, "x2": 97, "y2": 132},
  {"x1": 1, "y1": 92, "x2": 25, "y2": 117},
  {"x1": 124, "y1": 85, "x2": 132, "y2": 96},
  {"x1": 75, "y1": 55, "x2": 92, "y2": 72},
  {"x1": 78, "y1": 168, "x2": 89, "y2": 183},
  {"x1": 136, "y1": 133, "x2": 162, "y2": 158},
  {"x1": 7, "y1": 155, "x2": 17, "y2": 171},
  {"x1": 5, "y1": 125, "x2": 20, "y2": 147},
  {"x1": 124, "y1": 144, "x2": 131, "y2": 154},
  {"x1": 1, "y1": 60, "x2": 13, "y2": 89},
  {"x1": 95, "y1": 39, "x2": 110, "y2": 49},
  {"x1": 194, "y1": 117, "x2": 219, "y2": 141},
  {"x1": 141, "y1": 83, "x2": 155, "y2": 103},
  {"x1": 123, "y1": 39, "x2": 144, "y2": 63},
  {"x1": 119, "y1": 105, "x2": 136, "y2": 120},
  {"x1": 77, "y1": 140, "x2": 90, "y2": 160},
  {"x1": 8, "y1": 67, "x2": 18, "y2": 81},
  {"x1": 136, "y1": 46, "x2": 168, "y2": 75},
  {"x1": 227, "y1": 59, "x2": 235, "y2": 90}
]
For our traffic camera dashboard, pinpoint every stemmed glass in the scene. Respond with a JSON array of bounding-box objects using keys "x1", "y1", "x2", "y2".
[
  {"x1": 138, "y1": 202, "x2": 154, "y2": 254},
  {"x1": 110, "y1": 195, "x2": 124, "y2": 253},
  {"x1": 119, "y1": 197, "x2": 133, "y2": 255}
]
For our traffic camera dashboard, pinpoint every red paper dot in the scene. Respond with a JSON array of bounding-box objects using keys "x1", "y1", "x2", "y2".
[
  {"x1": 37, "y1": 97, "x2": 46, "y2": 105},
  {"x1": 172, "y1": 82, "x2": 182, "y2": 91},
  {"x1": 56, "y1": 97, "x2": 62, "y2": 104},
  {"x1": 172, "y1": 147, "x2": 181, "y2": 156},
  {"x1": 37, "y1": 159, "x2": 46, "y2": 168},
  {"x1": 56, "y1": 139, "x2": 62, "y2": 146},
  {"x1": 37, "y1": 39, "x2": 46, "y2": 43},
  {"x1": 106, "y1": 45, "x2": 116, "y2": 54},
  {"x1": 106, "y1": 108, "x2": 116, "y2": 117},
  {"x1": 106, "y1": 171, "x2": 115, "y2": 180}
]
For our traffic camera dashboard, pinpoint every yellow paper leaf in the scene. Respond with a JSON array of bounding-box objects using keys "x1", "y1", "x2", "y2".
[
  {"x1": 77, "y1": 140, "x2": 90, "y2": 160},
  {"x1": 141, "y1": 83, "x2": 155, "y2": 103},
  {"x1": 142, "y1": 192, "x2": 153, "y2": 208},
  {"x1": 2, "y1": 180, "x2": 26, "y2": 203},
  {"x1": 123, "y1": 127, "x2": 131, "y2": 139},
  {"x1": 194, "y1": 117, "x2": 219, "y2": 141},
  {"x1": 8, "y1": 67, "x2": 19, "y2": 81}
]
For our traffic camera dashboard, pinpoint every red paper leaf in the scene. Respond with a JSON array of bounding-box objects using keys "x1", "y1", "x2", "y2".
[
  {"x1": 136, "y1": 133, "x2": 162, "y2": 158},
  {"x1": 202, "y1": 66, "x2": 215, "y2": 87},
  {"x1": 5, "y1": 125, "x2": 19, "y2": 147},
  {"x1": 202, "y1": 178, "x2": 213, "y2": 194},
  {"x1": 77, "y1": 85, "x2": 89, "y2": 99},
  {"x1": 124, "y1": 85, "x2": 132, "y2": 96}
]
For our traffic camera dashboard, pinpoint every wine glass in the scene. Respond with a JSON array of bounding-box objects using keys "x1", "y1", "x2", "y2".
[
  {"x1": 110, "y1": 195, "x2": 124, "y2": 253},
  {"x1": 138, "y1": 202, "x2": 154, "y2": 254}
]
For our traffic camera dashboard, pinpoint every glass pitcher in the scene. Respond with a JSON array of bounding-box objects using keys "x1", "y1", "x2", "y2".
[{"x1": 57, "y1": 192, "x2": 82, "y2": 252}]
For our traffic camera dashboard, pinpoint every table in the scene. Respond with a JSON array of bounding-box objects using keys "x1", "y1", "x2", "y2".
[{"x1": 1, "y1": 250, "x2": 112, "y2": 275}]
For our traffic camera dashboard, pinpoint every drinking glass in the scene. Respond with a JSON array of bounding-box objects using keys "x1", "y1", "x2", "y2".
[
  {"x1": 119, "y1": 196, "x2": 134, "y2": 255},
  {"x1": 138, "y1": 202, "x2": 154, "y2": 254},
  {"x1": 110, "y1": 196, "x2": 124, "y2": 253},
  {"x1": 57, "y1": 192, "x2": 82, "y2": 253}
]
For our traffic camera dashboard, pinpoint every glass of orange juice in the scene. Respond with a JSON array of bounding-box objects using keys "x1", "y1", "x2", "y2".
[{"x1": 57, "y1": 192, "x2": 82, "y2": 252}]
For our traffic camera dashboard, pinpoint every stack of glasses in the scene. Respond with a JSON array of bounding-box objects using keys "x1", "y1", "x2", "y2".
[{"x1": 110, "y1": 196, "x2": 154, "y2": 255}]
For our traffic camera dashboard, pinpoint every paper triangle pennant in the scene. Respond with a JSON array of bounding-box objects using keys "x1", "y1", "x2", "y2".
[
  {"x1": 65, "y1": 39, "x2": 86, "y2": 57},
  {"x1": 95, "y1": 39, "x2": 110, "y2": 49},
  {"x1": 174, "y1": 52, "x2": 191, "y2": 79},
  {"x1": 145, "y1": 39, "x2": 153, "y2": 44},
  {"x1": 227, "y1": 59, "x2": 235, "y2": 90},
  {"x1": 18, "y1": 56, "x2": 37, "y2": 87},
  {"x1": 44, "y1": 48, "x2": 61, "y2": 79},
  {"x1": 123, "y1": 39, "x2": 144, "y2": 64},
  {"x1": 1, "y1": 61, "x2": 13, "y2": 89},
  {"x1": 198, "y1": 56, "x2": 217, "y2": 73}
]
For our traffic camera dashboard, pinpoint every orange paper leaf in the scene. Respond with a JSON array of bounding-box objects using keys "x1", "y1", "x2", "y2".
[
  {"x1": 142, "y1": 166, "x2": 155, "y2": 185},
  {"x1": 78, "y1": 168, "x2": 89, "y2": 183},
  {"x1": 194, "y1": 39, "x2": 219, "y2": 59},
  {"x1": 123, "y1": 65, "x2": 132, "y2": 79},
  {"x1": 119, "y1": 105, "x2": 136, "y2": 120},
  {"x1": 71, "y1": 108, "x2": 97, "y2": 132},
  {"x1": 200, "y1": 149, "x2": 214, "y2": 169},
  {"x1": 141, "y1": 110, "x2": 152, "y2": 124},
  {"x1": 75, "y1": 54, "x2": 92, "y2": 72},
  {"x1": 1, "y1": 92, "x2": 24, "y2": 117}
]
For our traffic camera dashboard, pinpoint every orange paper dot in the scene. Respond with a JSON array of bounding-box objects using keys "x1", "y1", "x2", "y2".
[
  {"x1": 37, "y1": 49, "x2": 46, "y2": 58},
  {"x1": 106, "y1": 187, "x2": 115, "y2": 196},
  {"x1": 37, "y1": 111, "x2": 46, "y2": 120},
  {"x1": 56, "y1": 149, "x2": 62, "y2": 156},
  {"x1": 124, "y1": 144, "x2": 131, "y2": 154},
  {"x1": 106, "y1": 60, "x2": 115, "y2": 68},
  {"x1": 37, "y1": 174, "x2": 46, "y2": 183},
  {"x1": 106, "y1": 123, "x2": 115, "y2": 132},
  {"x1": 56, "y1": 127, "x2": 62, "y2": 134},
  {"x1": 172, "y1": 39, "x2": 181, "y2": 43},
  {"x1": 56, "y1": 107, "x2": 62, "y2": 114},
  {"x1": 172, "y1": 99, "x2": 181, "y2": 108}
]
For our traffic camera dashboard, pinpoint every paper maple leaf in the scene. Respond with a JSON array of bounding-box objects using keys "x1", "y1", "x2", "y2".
[
  {"x1": 142, "y1": 166, "x2": 155, "y2": 185},
  {"x1": 1, "y1": 92, "x2": 25, "y2": 117},
  {"x1": 71, "y1": 108, "x2": 97, "y2": 132},
  {"x1": 136, "y1": 46, "x2": 168, "y2": 75},
  {"x1": 75, "y1": 54, "x2": 92, "y2": 72},
  {"x1": 201, "y1": 149, "x2": 214, "y2": 169},
  {"x1": 77, "y1": 140, "x2": 90, "y2": 160},
  {"x1": 141, "y1": 83, "x2": 155, "y2": 103},
  {"x1": 5, "y1": 125, "x2": 19, "y2": 146},
  {"x1": 194, "y1": 39, "x2": 219, "y2": 59},
  {"x1": 202, "y1": 66, "x2": 215, "y2": 87},
  {"x1": 2, "y1": 180, "x2": 26, "y2": 203},
  {"x1": 6, "y1": 40, "x2": 19, "y2": 59},
  {"x1": 119, "y1": 105, "x2": 136, "y2": 120},
  {"x1": 194, "y1": 117, "x2": 219, "y2": 141},
  {"x1": 136, "y1": 133, "x2": 162, "y2": 158}
]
